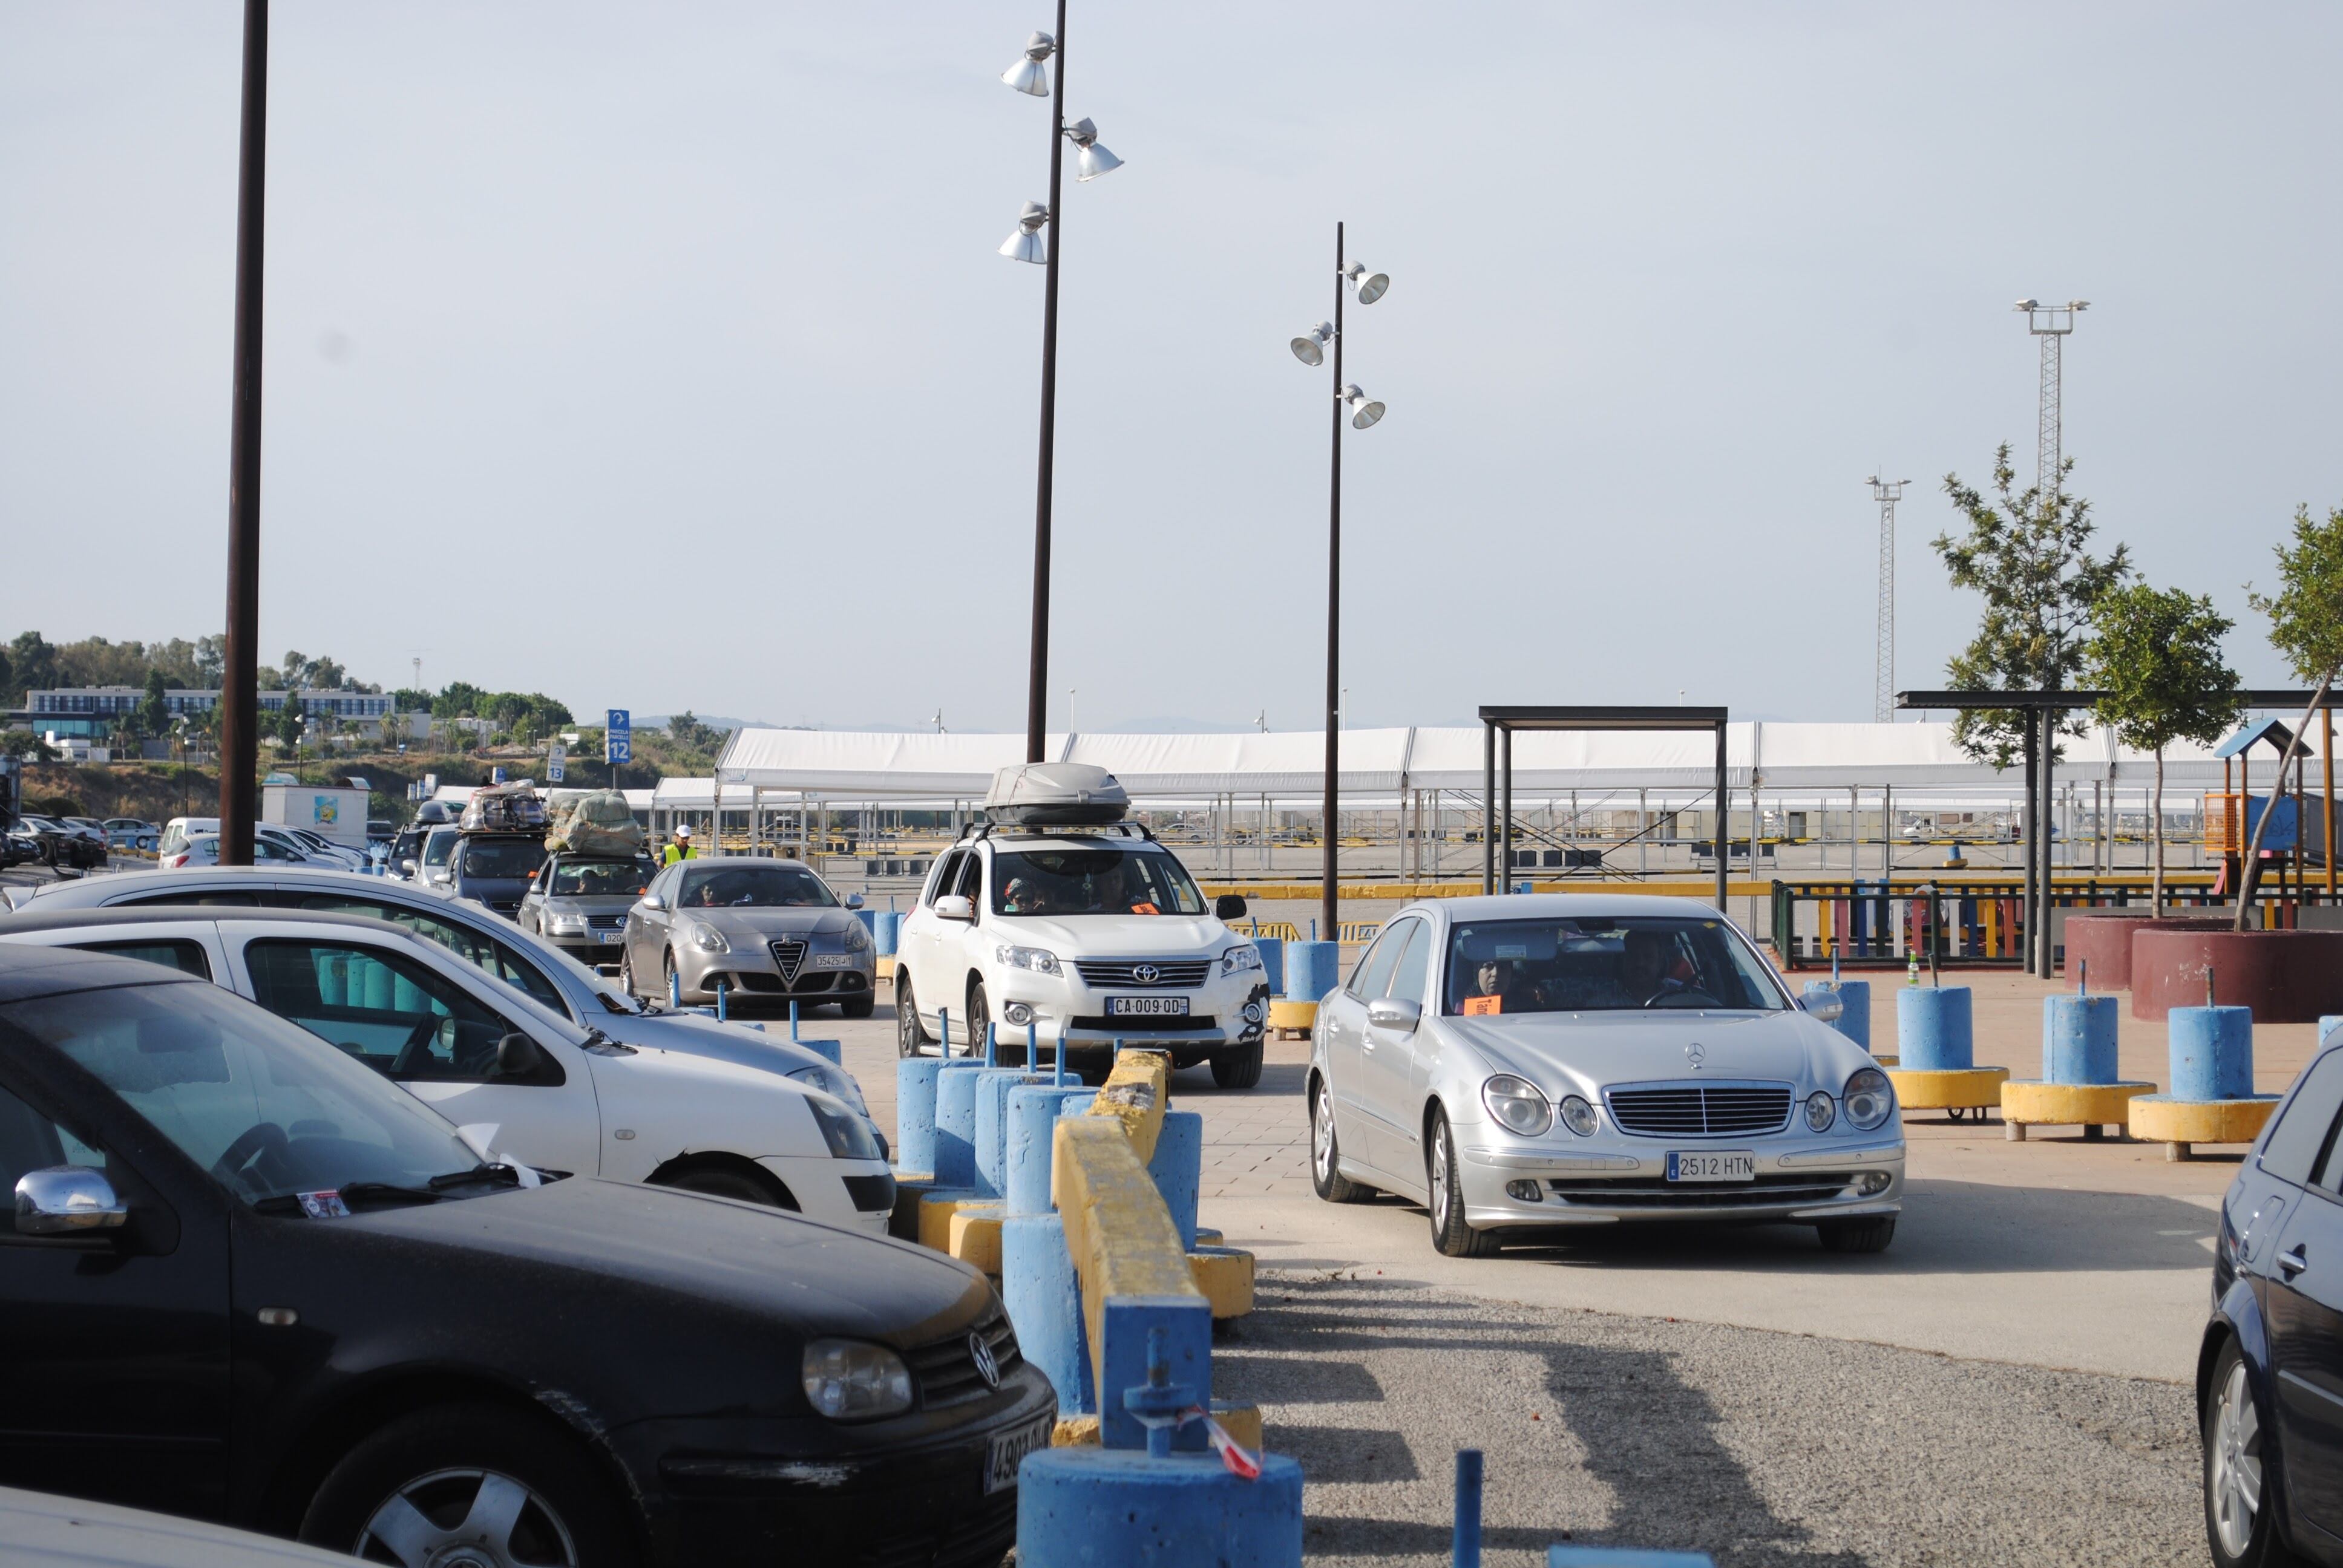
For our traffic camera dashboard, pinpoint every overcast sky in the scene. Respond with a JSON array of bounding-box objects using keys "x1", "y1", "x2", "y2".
[{"x1": 4, "y1": 3, "x2": 2338, "y2": 731}]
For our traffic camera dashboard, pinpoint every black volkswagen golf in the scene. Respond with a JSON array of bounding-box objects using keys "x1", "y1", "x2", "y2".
[{"x1": 0, "y1": 946, "x2": 1050, "y2": 1567}]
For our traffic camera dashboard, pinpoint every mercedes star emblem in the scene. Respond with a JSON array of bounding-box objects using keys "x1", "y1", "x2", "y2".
[
  {"x1": 1685, "y1": 1042, "x2": 1706, "y2": 1069},
  {"x1": 969, "y1": 1331, "x2": 1001, "y2": 1391},
  {"x1": 1132, "y1": 964, "x2": 1161, "y2": 984}
]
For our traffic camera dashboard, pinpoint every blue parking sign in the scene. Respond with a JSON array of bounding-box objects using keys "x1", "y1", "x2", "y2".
[{"x1": 605, "y1": 710, "x2": 631, "y2": 765}]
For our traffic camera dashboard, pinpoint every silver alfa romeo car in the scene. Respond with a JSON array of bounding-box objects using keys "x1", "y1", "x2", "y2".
[
  {"x1": 621, "y1": 856, "x2": 876, "y2": 1017},
  {"x1": 1308, "y1": 894, "x2": 1904, "y2": 1257}
]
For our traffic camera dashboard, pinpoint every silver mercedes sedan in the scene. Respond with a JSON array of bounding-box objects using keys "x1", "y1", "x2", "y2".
[{"x1": 1307, "y1": 894, "x2": 1904, "y2": 1257}]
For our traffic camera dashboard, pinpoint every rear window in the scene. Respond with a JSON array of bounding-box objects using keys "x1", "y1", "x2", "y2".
[{"x1": 70, "y1": 939, "x2": 212, "y2": 979}]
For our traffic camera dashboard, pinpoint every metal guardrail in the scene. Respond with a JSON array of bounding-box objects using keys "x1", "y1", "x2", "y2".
[{"x1": 1769, "y1": 877, "x2": 2236, "y2": 970}]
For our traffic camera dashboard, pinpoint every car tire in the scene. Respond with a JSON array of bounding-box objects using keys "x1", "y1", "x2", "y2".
[
  {"x1": 661, "y1": 948, "x2": 681, "y2": 1005},
  {"x1": 841, "y1": 995, "x2": 876, "y2": 1020},
  {"x1": 1310, "y1": 1077, "x2": 1370, "y2": 1203},
  {"x1": 968, "y1": 980, "x2": 994, "y2": 1062},
  {"x1": 896, "y1": 974, "x2": 929, "y2": 1058},
  {"x1": 1210, "y1": 1041, "x2": 1265, "y2": 1089},
  {"x1": 1427, "y1": 1110, "x2": 1501, "y2": 1257},
  {"x1": 618, "y1": 947, "x2": 640, "y2": 998},
  {"x1": 661, "y1": 1164, "x2": 793, "y2": 1208},
  {"x1": 1816, "y1": 1216, "x2": 1896, "y2": 1254},
  {"x1": 300, "y1": 1401, "x2": 640, "y2": 1568},
  {"x1": 2205, "y1": 1336, "x2": 2293, "y2": 1567}
]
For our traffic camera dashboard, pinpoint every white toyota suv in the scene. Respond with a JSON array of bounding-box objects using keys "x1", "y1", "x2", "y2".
[{"x1": 892, "y1": 765, "x2": 1271, "y2": 1086}]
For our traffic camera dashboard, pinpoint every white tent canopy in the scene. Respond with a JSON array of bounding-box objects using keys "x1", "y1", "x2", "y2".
[{"x1": 712, "y1": 721, "x2": 2265, "y2": 802}]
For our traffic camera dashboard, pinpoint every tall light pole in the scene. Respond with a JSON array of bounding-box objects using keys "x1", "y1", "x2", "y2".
[
  {"x1": 1868, "y1": 475, "x2": 1908, "y2": 724},
  {"x1": 2016, "y1": 297, "x2": 2086, "y2": 973},
  {"x1": 1289, "y1": 226, "x2": 1388, "y2": 944},
  {"x1": 218, "y1": 0, "x2": 269, "y2": 865},
  {"x1": 998, "y1": 13, "x2": 1122, "y2": 763}
]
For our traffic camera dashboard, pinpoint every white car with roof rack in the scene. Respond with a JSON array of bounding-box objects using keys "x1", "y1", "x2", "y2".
[{"x1": 891, "y1": 763, "x2": 1271, "y2": 1086}]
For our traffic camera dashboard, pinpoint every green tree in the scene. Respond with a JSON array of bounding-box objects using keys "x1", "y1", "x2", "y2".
[
  {"x1": 7, "y1": 632, "x2": 58, "y2": 705},
  {"x1": 2235, "y1": 502, "x2": 2343, "y2": 928},
  {"x1": 2085, "y1": 585, "x2": 2241, "y2": 913},
  {"x1": 1, "y1": 730, "x2": 58, "y2": 762},
  {"x1": 433, "y1": 682, "x2": 486, "y2": 721},
  {"x1": 194, "y1": 634, "x2": 226, "y2": 687},
  {"x1": 276, "y1": 691, "x2": 307, "y2": 748},
  {"x1": 1934, "y1": 448, "x2": 2133, "y2": 766},
  {"x1": 137, "y1": 668, "x2": 171, "y2": 737}
]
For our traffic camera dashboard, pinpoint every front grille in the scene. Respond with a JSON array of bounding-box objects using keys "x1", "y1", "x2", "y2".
[
  {"x1": 857, "y1": 1488, "x2": 1018, "y2": 1568},
  {"x1": 1073, "y1": 958, "x2": 1214, "y2": 988},
  {"x1": 732, "y1": 970, "x2": 836, "y2": 995},
  {"x1": 1070, "y1": 1014, "x2": 1218, "y2": 1033},
  {"x1": 906, "y1": 1310, "x2": 1023, "y2": 1410},
  {"x1": 586, "y1": 913, "x2": 627, "y2": 932},
  {"x1": 1604, "y1": 1083, "x2": 1792, "y2": 1137},
  {"x1": 770, "y1": 937, "x2": 807, "y2": 984},
  {"x1": 1547, "y1": 1173, "x2": 1854, "y2": 1208},
  {"x1": 843, "y1": 1172, "x2": 897, "y2": 1212}
]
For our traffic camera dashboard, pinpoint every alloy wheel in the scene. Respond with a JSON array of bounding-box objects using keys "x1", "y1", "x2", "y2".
[
  {"x1": 1430, "y1": 1128, "x2": 1452, "y2": 1232},
  {"x1": 1313, "y1": 1085, "x2": 1337, "y2": 1180},
  {"x1": 2211, "y1": 1359, "x2": 2262, "y2": 1558},
  {"x1": 356, "y1": 1467, "x2": 578, "y2": 1568}
]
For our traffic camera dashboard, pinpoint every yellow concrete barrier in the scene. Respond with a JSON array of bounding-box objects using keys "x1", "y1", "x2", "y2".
[
  {"x1": 1078, "y1": 1048, "x2": 1170, "y2": 1166},
  {"x1": 1190, "y1": 1246, "x2": 1255, "y2": 1318},
  {"x1": 1052, "y1": 1114, "x2": 1206, "y2": 1397},
  {"x1": 1887, "y1": 1066, "x2": 2009, "y2": 1112},
  {"x1": 917, "y1": 1188, "x2": 984, "y2": 1252},
  {"x1": 2129, "y1": 1094, "x2": 2281, "y2": 1160},
  {"x1": 2001, "y1": 1080, "x2": 2156, "y2": 1140},
  {"x1": 1268, "y1": 999, "x2": 1317, "y2": 1036},
  {"x1": 948, "y1": 1203, "x2": 1004, "y2": 1273}
]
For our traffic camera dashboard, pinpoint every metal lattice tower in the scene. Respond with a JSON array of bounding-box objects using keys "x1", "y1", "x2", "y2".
[
  {"x1": 1868, "y1": 476, "x2": 1908, "y2": 723},
  {"x1": 2016, "y1": 299, "x2": 2088, "y2": 501}
]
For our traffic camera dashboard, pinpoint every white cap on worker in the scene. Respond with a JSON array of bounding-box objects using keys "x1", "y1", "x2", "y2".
[{"x1": 675, "y1": 825, "x2": 692, "y2": 838}]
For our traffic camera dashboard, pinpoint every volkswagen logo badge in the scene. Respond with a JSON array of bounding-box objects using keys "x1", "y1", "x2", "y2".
[
  {"x1": 1685, "y1": 1041, "x2": 1706, "y2": 1070},
  {"x1": 1132, "y1": 964, "x2": 1161, "y2": 985},
  {"x1": 969, "y1": 1331, "x2": 1001, "y2": 1391}
]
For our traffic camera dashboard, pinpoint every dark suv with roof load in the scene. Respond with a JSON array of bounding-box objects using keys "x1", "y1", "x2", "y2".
[
  {"x1": 0, "y1": 946, "x2": 1050, "y2": 1566},
  {"x1": 446, "y1": 832, "x2": 549, "y2": 920}
]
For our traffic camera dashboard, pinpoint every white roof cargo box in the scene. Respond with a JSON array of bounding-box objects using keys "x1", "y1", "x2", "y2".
[{"x1": 983, "y1": 762, "x2": 1130, "y2": 826}]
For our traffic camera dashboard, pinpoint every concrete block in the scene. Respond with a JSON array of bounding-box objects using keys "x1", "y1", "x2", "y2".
[
  {"x1": 1803, "y1": 979, "x2": 1870, "y2": 1050},
  {"x1": 1148, "y1": 1111, "x2": 1203, "y2": 1251},
  {"x1": 1101, "y1": 1296, "x2": 1213, "y2": 1453},
  {"x1": 1188, "y1": 1246, "x2": 1255, "y2": 1319},
  {"x1": 1004, "y1": 1212, "x2": 1094, "y2": 1416},
  {"x1": 895, "y1": 1057, "x2": 942, "y2": 1178},
  {"x1": 1252, "y1": 936, "x2": 1285, "y2": 996},
  {"x1": 948, "y1": 1201, "x2": 1004, "y2": 1273},
  {"x1": 934, "y1": 1059, "x2": 988, "y2": 1188},
  {"x1": 916, "y1": 1187, "x2": 983, "y2": 1252},
  {"x1": 873, "y1": 909, "x2": 900, "y2": 956},
  {"x1": 1008, "y1": 1086, "x2": 1097, "y2": 1217},
  {"x1": 1016, "y1": 1447, "x2": 1303, "y2": 1568},
  {"x1": 1052, "y1": 1118, "x2": 1207, "y2": 1400},
  {"x1": 2043, "y1": 994, "x2": 2120, "y2": 1085},
  {"x1": 2171, "y1": 1005, "x2": 2255, "y2": 1101},
  {"x1": 1284, "y1": 940, "x2": 1341, "y2": 1002},
  {"x1": 1896, "y1": 985, "x2": 1973, "y2": 1071},
  {"x1": 1081, "y1": 1048, "x2": 1172, "y2": 1165},
  {"x1": 977, "y1": 1068, "x2": 1049, "y2": 1200}
]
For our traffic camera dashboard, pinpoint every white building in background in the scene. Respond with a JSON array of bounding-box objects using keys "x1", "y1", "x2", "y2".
[{"x1": 19, "y1": 687, "x2": 393, "y2": 739}]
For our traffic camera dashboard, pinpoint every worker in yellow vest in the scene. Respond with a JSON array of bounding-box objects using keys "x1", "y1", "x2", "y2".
[{"x1": 663, "y1": 825, "x2": 698, "y2": 866}]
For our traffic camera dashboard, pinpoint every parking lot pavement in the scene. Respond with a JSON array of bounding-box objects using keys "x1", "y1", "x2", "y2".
[{"x1": 1225, "y1": 1271, "x2": 2200, "y2": 1568}]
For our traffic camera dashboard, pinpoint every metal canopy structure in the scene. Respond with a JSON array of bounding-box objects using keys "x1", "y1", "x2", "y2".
[{"x1": 1479, "y1": 706, "x2": 1732, "y2": 912}]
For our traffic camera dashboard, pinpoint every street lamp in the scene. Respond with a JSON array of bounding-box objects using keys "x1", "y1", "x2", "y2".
[
  {"x1": 1288, "y1": 222, "x2": 1389, "y2": 944},
  {"x1": 997, "y1": 6, "x2": 1124, "y2": 763}
]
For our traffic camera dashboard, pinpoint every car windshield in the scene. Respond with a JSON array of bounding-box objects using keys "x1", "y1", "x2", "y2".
[
  {"x1": 1, "y1": 979, "x2": 488, "y2": 1206},
  {"x1": 991, "y1": 847, "x2": 1205, "y2": 917},
  {"x1": 460, "y1": 838, "x2": 547, "y2": 880},
  {"x1": 677, "y1": 863, "x2": 836, "y2": 908},
  {"x1": 550, "y1": 857, "x2": 655, "y2": 897},
  {"x1": 421, "y1": 831, "x2": 457, "y2": 867},
  {"x1": 1441, "y1": 915, "x2": 1786, "y2": 1016}
]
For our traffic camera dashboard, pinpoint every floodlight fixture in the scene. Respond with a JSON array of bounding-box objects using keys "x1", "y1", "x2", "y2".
[
  {"x1": 1342, "y1": 262, "x2": 1389, "y2": 304},
  {"x1": 999, "y1": 200, "x2": 1050, "y2": 264},
  {"x1": 1002, "y1": 31, "x2": 1055, "y2": 95},
  {"x1": 1064, "y1": 117, "x2": 1122, "y2": 180},
  {"x1": 1290, "y1": 321, "x2": 1334, "y2": 366},
  {"x1": 1339, "y1": 383, "x2": 1385, "y2": 430}
]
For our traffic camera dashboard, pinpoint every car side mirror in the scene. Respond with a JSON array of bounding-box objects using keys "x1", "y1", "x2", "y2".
[
  {"x1": 1803, "y1": 992, "x2": 1844, "y2": 1023},
  {"x1": 399, "y1": 860, "x2": 418, "y2": 877},
  {"x1": 1214, "y1": 893, "x2": 1248, "y2": 921},
  {"x1": 934, "y1": 894, "x2": 975, "y2": 922},
  {"x1": 639, "y1": 892, "x2": 664, "y2": 911},
  {"x1": 847, "y1": 892, "x2": 866, "y2": 910},
  {"x1": 15, "y1": 1166, "x2": 128, "y2": 1235},
  {"x1": 1365, "y1": 998, "x2": 1422, "y2": 1034},
  {"x1": 496, "y1": 1033, "x2": 544, "y2": 1077},
  {"x1": 594, "y1": 964, "x2": 623, "y2": 979}
]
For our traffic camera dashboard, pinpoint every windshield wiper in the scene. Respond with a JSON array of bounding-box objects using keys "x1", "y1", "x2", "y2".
[
  {"x1": 581, "y1": 1028, "x2": 636, "y2": 1057},
  {"x1": 340, "y1": 1181, "x2": 445, "y2": 1207},
  {"x1": 428, "y1": 1163, "x2": 523, "y2": 1191}
]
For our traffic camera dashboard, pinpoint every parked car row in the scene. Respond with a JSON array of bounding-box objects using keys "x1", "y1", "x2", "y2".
[
  {"x1": 0, "y1": 867, "x2": 1049, "y2": 1565},
  {"x1": 4, "y1": 814, "x2": 108, "y2": 873}
]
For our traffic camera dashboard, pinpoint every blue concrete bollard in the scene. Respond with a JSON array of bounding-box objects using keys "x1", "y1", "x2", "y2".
[
  {"x1": 795, "y1": 1037, "x2": 843, "y2": 1067},
  {"x1": 1285, "y1": 941, "x2": 1342, "y2": 1002},
  {"x1": 934, "y1": 1059, "x2": 988, "y2": 1187},
  {"x1": 1896, "y1": 985, "x2": 1973, "y2": 1071},
  {"x1": 1101, "y1": 1297, "x2": 1213, "y2": 1453},
  {"x1": 1016, "y1": 1448, "x2": 1303, "y2": 1568},
  {"x1": 2043, "y1": 994, "x2": 2120, "y2": 1085},
  {"x1": 1253, "y1": 936, "x2": 1285, "y2": 996},
  {"x1": 1801, "y1": 979, "x2": 1870, "y2": 1050},
  {"x1": 853, "y1": 909, "x2": 877, "y2": 943},
  {"x1": 1546, "y1": 1549, "x2": 1715, "y2": 1567},
  {"x1": 1454, "y1": 1449, "x2": 1484, "y2": 1568},
  {"x1": 873, "y1": 909, "x2": 901, "y2": 956},
  {"x1": 1007, "y1": 1086, "x2": 1096, "y2": 1216},
  {"x1": 896, "y1": 1057, "x2": 943, "y2": 1175},
  {"x1": 1002, "y1": 1212, "x2": 1094, "y2": 1414},
  {"x1": 977, "y1": 1068, "x2": 1048, "y2": 1200},
  {"x1": 1148, "y1": 1111, "x2": 1204, "y2": 1252},
  {"x1": 2171, "y1": 1006, "x2": 2255, "y2": 1102}
]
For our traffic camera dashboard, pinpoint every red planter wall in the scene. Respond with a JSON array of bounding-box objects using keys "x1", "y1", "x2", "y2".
[
  {"x1": 2063, "y1": 915, "x2": 2233, "y2": 990},
  {"x1": 2131, "y1": 928, "x2": 2343, "y2": 1023}
]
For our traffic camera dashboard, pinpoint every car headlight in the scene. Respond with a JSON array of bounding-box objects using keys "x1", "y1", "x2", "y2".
[
  {"x1": 1843, "y1": 1067, "x2": 1895, "y2": 1131},
  {"x1": 788, "y1": 1062, "x2": 870, "y2": 1115},
  {"x1": 806, "y1": 1094, "x2": 883, "y2": 1160},
  {"x1": 995, "y1": 943, "x2": 1061, "y2": 976},
  {"x1": 1558, "y1": 1094, "x2": 1598, "y2": 1137},
  {"x1": 546, "y1": 914, "x2": 587, "y2": 936},
  {"x1": 1481, "y1": 1074, "x2": 1553, "y2": 1137},
  {"x1": 690, "y1": 923, "x2": 730, "y2": 954},
  {"x1": 1220, "y1": 943, "x2": 1263, "y2": 977},
  {"x1": 1803, "y1": 1090, "x2": 1836, "y2": 1132},
  {"x1": 801, "y1": 1338, "x2": 914, "y2": 1420},
  {"x1": 844, "y1": 921, "x2": 872, "y2": 952}
]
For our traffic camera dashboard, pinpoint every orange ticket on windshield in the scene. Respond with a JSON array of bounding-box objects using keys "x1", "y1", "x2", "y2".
[
  {"x1": 1130, "y1": 903, "x2": 1159, "y2": 915},
  {"x1": 1463, "y1": 996, "x2": 1502, "y2": 1015}
]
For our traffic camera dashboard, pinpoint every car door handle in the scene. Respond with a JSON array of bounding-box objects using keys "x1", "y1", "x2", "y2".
[{"x1": 2281, "y1": 1245, "x2": 2310, "y2": 1277}]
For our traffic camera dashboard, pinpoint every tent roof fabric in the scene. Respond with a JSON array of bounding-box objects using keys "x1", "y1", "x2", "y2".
[{"x1": 704, "y1": 721, "x2": 2258, "y2": 802}]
